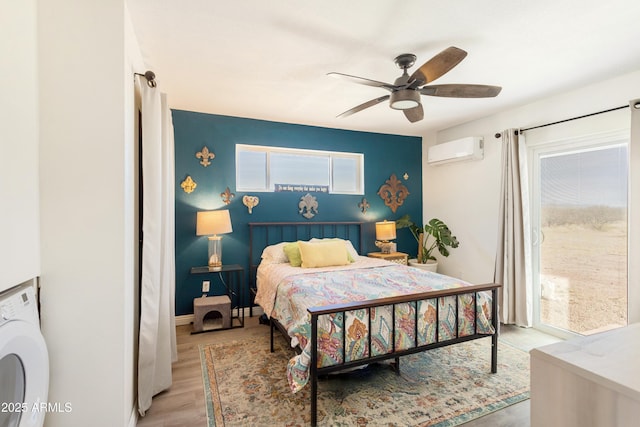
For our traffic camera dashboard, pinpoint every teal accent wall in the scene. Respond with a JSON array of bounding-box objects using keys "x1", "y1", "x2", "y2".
[{"x1": 172, "y1": 109, "x2": 423, "y2": 315}]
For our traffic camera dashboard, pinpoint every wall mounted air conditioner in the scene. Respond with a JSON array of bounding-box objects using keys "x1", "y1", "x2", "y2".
[{"x1": 427, "y1": 136, "x2": 484, "y2": 165}]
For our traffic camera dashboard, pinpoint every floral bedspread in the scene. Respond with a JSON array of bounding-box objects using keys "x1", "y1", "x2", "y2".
[{"x1": 260, "y1": 263, "x2": 494, "y2": 393}]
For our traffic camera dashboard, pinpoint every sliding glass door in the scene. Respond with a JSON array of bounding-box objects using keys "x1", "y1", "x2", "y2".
[{"x1": 531, "y1": 131, "x2": 628, "y2": 336}]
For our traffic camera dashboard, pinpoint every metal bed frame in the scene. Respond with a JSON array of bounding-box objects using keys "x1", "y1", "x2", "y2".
[{"x1": 249, "y1": 221, "x2": 500, "y2": 426}]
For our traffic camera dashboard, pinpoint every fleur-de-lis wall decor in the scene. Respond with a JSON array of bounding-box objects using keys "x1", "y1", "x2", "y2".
[
  {"x1": 377, "y1": 173, "x2": 409, "y2": 213},
  {"x1": 195, "y1": 146, "x2": 215, "y2": 167},
  {"x1": 358, "y1": 197, "x2": 370, "y2": 214},
  {"x1": 220, "y1": 187, "x2": 235, "y2": 205},
  {"x1": 298, "y1": 193, "x2": 319, "y2": 219},
  {"x1": 180, "y1": 176, "x2": 197, "y2": 193}
]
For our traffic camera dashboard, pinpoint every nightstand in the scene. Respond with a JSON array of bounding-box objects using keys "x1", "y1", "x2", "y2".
[
  {"x1": 367, "y1": 251, "x2": 408, "y2": 265},
  {"x1": 190, "y1": 264, "x2": 244, "y2": 332}
]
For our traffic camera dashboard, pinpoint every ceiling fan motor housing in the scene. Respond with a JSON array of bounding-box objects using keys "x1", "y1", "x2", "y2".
[{"x1": 390, "y1": 89, "x2": 420, "y2": 110}]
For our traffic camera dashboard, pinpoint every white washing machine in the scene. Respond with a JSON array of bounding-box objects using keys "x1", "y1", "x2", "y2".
[{"x1": 0, "y1": 281, "x2": 49, "y2": 427}]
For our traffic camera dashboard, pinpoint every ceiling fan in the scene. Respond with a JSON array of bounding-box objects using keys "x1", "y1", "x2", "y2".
[{"x1": 328, "y1": 46, "x2": 502, "y2": 123}]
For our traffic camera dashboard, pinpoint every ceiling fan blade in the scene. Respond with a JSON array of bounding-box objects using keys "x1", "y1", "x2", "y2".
[
  {"x1": 403, "y1": 104, "x2": 424, "y2": 123},
  {"x1": 336, "y1": 95, "x2": 390, "y2": 118},
  {"x1": 420, "y1": 84, "x2": 502, "y2": 98},
  {"x1": 328, "y1": 72, "x2": 397, "y2": 90},
  {"x1": 409, "y1": 46, "x2": 468, "y2": 86}
]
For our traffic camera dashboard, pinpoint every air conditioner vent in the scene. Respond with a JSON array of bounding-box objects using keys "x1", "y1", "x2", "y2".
[{"x1": 427, "y1": 137, "x2": 484, "y2": 165}]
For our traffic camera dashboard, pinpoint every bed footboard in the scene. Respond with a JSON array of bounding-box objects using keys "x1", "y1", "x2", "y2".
[{"x1": 305, "y1": 283, "x2": 501, "y2": 427}]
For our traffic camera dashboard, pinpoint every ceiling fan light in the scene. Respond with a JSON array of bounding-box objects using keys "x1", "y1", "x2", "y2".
[{"x1": 390, "y1": 90, "x2": 420, "y2": 110}]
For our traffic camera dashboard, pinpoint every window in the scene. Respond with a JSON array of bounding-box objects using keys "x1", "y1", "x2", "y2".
[{"x1": 235, "y1": 144, "x2": 364, "y2": 194}]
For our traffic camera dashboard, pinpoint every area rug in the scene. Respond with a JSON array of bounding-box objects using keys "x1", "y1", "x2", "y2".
[{"x1": 199, "y1": 332, "x2": 530, "y2": 426}]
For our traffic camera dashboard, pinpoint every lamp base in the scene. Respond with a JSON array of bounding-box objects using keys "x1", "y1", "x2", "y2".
[
  {"x1": 208, "y1": 235, "x2": 223, "y2": 270},
  {"x1": 375, "y1": 241, "x2": 396, "y2": 254}
]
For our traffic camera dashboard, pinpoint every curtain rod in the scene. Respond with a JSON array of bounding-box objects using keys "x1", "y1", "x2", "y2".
[
  {"x1": 494, "y1": 103, "x2": 637, "y2": 138},
  {"x1": 134, "y1": 70, "x2": 157, "y2": 88}
]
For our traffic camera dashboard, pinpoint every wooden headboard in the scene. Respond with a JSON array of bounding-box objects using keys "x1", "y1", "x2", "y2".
[{"x1": 248, "y1": 222, "x2": 364, "y2": 287}]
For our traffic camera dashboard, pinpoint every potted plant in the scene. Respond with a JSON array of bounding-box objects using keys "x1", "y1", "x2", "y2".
[{"x1": 395, "y1": 215, "x2": 459, "y2": 272}]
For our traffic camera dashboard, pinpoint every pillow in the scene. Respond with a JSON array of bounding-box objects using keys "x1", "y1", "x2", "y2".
[
  {"x1": 283, "y1": 242, "x2": 303, "y2": 267},
  {"x1": 309, "y1": 238, "x2": 358, "y2": 262},
  {"x1": 343, "y1": 240, "x2": 359, "y2": 261},
  {"x1": 260, "y1": 242, "x2": 290, "y2": 264},
  {"x1": 298, "y1": 240, "x2": 351, "y2": 268}
]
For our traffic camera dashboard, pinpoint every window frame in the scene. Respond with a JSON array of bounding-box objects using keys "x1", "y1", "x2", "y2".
[{"x1": 235, "y1": 144, "x2": 364, "y2": 195}]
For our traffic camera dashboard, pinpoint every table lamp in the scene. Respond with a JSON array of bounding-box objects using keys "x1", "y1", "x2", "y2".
[
  {"x1": 196, "y1": 210, "x2": 233, "y2": 270},
  {"x1": 375, "y1": 220, "x2": 396, "y2": 254}
]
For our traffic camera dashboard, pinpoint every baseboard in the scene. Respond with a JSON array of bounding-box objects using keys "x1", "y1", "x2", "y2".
[
  {"x1": 175, "y1": 306, "x2": 263, "y2": 326},
  {"x1": 175, "y1": 314, "x2": 194, "y2": 326},
  {"x1": 251, "y1": 306, "x2": 264, "y2": 317}
]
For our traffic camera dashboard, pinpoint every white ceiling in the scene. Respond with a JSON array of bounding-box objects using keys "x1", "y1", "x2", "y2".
[{"x1": 127, "y1": 0, "x2": 640, "y2": 137}]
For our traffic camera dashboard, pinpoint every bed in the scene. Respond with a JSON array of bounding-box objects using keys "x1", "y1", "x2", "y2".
[{"x1": 249, "y1": 221, "x2": 500, "y2": 426}]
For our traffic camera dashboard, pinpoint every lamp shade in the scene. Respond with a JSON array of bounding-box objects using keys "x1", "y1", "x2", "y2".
[
  {"x1": 196, "y1": 210, "x2": 233, "y2": 236},
  {"x1": 375, "y1": 220, "x2": 396, "y2": 241}
]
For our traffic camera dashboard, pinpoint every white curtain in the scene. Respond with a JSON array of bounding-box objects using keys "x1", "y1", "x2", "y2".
[
  {"x1": 494, "y1": 129, "x2": 533, "y2": 327},
  {"x1": 137, "y1": 77, "x2": 177, "y2": 416}
]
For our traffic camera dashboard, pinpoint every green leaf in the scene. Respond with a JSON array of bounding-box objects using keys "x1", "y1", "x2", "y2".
[
  {"x1": 395, "y1": 214, "x2": 413, "y2": 229},
  {"x1": 423, "y1": 218, "x2": 459, "y2": 258}
]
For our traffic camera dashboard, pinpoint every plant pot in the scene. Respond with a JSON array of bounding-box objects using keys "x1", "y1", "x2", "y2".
[{"x1": 408, "y1": 259, "x2": 438, "y2": 272}]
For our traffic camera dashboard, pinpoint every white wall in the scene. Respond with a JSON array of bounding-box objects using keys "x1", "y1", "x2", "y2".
[
  {"x1": 124, "y1": 3, "x2": 145, "y2": 424},
  {"x1": 422, "y1": 132, "x2": 501, "y2": 283},
  {"x1": 423, "y1": 69, "x2": 640, "y2": 314},
  {"x1": 38, "y1": 1, "x2": 140, "y2": 426},
  {"x1": 0, "y1": 0, "x2": 40, "y2": 291}
]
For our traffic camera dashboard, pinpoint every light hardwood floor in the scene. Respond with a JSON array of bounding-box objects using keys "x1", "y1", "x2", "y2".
[{"x1": 136, "y1": 316, "x2": 560, "y2": 427}]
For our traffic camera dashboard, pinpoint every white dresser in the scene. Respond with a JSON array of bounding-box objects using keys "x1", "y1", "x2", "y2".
[{"x1": 530, "y1": 323, "x2": 640, "y2": 427}]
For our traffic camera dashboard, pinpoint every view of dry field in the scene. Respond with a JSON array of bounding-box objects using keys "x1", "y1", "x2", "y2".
[{"x1": 540, "y1": 206, "x2": 627, "y2": 335}]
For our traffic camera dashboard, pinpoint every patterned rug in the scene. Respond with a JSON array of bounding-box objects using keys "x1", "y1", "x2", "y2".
[{"x1": 199, "y1": 331, "x2": 530, "y2": 426}]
